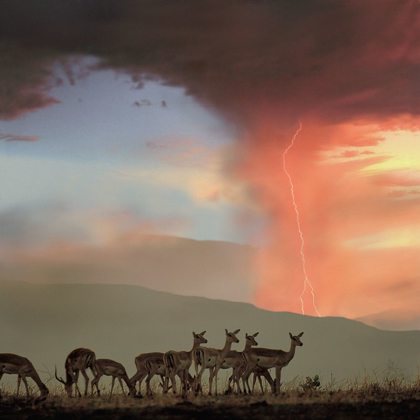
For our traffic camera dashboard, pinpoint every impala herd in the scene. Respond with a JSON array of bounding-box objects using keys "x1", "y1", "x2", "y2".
[{"x1": 0, "y1": 329, "x2": 304, "y2": 399}]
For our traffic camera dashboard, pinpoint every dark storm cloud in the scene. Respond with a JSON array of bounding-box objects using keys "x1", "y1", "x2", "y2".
[{"x1": 0, "y1": 0, "x2": 419, "y2": 124}]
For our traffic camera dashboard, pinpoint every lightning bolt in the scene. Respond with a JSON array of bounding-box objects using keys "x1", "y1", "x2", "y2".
[{"x1": 282, "y1": 122, "x2": 321, "y2": 317}]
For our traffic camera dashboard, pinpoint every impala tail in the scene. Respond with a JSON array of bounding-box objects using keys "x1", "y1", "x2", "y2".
[
  {"x1": 86, "y1": 353, "x2": 97, "y2": 375},
  {"x1": 163, "y1": 352, "x2": 175, "y2": 393}
]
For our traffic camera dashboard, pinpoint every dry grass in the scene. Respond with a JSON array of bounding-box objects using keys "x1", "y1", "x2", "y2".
[{"x1": 1, "y1": 373, "x2": 420, "y2": 419}]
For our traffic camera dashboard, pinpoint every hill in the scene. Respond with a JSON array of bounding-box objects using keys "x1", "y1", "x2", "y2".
[
  {"x1": 356, "y1": 308, "x2": 420, "y2": 331},
  {"x1": 0, "y1": 236, "x2": 257, "y2": 304},
  {"x1": 1, "y1": 280, "x2": 420, "y2": 388}
]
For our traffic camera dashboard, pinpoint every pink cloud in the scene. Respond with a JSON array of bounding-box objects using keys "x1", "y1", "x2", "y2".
[{"x1": 0, "y1": 133, "x2": 39, "y2": 142}]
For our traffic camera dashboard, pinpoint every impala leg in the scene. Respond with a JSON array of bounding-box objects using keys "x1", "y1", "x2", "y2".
[
  {"x1": 258, "y1": 374, "x2": 264, "y2": 393},
  {"x1": 275, "y1": 367, "x2": 281, "y2": 395},
  {"x1": 73, "y1": 371, "x2": 82, "y2": 397},
  {"x1": 91, "y1": 373, "x2": 101, "y2": 396},
  {"x1": 21, "y1": 376, "x2": 30, "y2": 397},
  {"x1": 195, "y1": 363, "x2": 207, "y2": 395},
  {"x1": 214, "y1": 365, "x2": 220, "y2": 395},
  {"x1": 16, "y1": 376, "x2": 21, "y2": 396},
  {"x1": 262, "y1": 370, "x2": 274, "y2": 394},
  {"x1": 241, "y1": 364, "x2": 255, "y2": 395},
  {"x1": 118, "y1": 378, "x2": 125, "y2": 396},
  {"x1": 252, "y1": 372, "x2": 257, "y2": 394},
  {"x1": 233, "y1": 368, "x2": 241, "y2": 394},
  {"x1": 110, "y1": 377, "x2": 115, "y2": 398},
  {"x1": 145, "y1": 372, "x2": 153, "y2": 396},
  {"x1": 170, "y1": 373, "x2": 178, "y2": 394},
  {"x1": 208, "y1": 367, "x2": 215, "y2": 395},
  {"x1": 136, "y1": 372, "x2": 148, "y2": 396},
  {"x1": 80, "y1": 369, "x2": 90, "y2": 397}
]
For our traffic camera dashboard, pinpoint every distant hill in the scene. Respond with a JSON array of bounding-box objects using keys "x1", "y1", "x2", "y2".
[
  {"x1": 0, "y1": 235, "x2": 257, "y2": 304},
  {"x1": 357, "y1": 308, "x2": 420, "y2": 331},
  {"x1": 1, "y1": 280, "x2": 420, "y2": 389}
]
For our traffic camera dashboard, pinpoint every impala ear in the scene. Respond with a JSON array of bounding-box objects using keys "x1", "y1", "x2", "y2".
[
  {"x1": 234, "y1": 329, "x2": 240, "y2": 334},
  {"x1": 298, "y1": 332, "x2": 304, "y2": 337},
  {"x1": 253, "y1": 332, "x2": 259, "y2": 337},
  {"x1": 225, "y1": 329, "x2": 229, "y2": 335},
  {"x1": 193, "y1": 331, "x2": 196, "y2": 336},
  {"x1": 245, "y1": 333, "x2": 249, "y2": 338},
  {"x1": 201, "y1": 331, "x2": 206, "y2": 335},
  {"x1": 289, "y1": 332, "x2": 293, "y2": 339}
]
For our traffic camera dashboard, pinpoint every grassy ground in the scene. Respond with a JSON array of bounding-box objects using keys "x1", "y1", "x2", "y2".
[{"x1": 1, "y1": 377, "x2": 420, "y2": 419}]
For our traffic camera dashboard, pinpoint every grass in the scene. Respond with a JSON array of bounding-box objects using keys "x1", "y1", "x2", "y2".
[{"x1": 1, "y1": 374, "x2": 420, "y2": 419}]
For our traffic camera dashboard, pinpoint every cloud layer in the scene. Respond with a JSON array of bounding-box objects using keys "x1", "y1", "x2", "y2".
[{"x1": 1, "y1": 0, "x2": 420, "y2": 319}]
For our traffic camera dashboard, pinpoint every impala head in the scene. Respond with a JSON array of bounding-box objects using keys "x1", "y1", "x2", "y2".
[
  {"x1": 225, "y1": 329, "x2": 240, "y2": 343},
  {"x1": 289, "y1": 332, "x2": 304, "y2": 346},
  {"x1": 245, "y1": 332, "x2": 259, "y2": 346},
  {"x1": 193, "y1": 330, "x2": 208, "y2": 344},
  {"x1": 40, "y1": 383, "x2": 49, "y2": 397},
  {"x1": 128, "y1": 384, "x2": 137, "y2": 397},
  {"x1": 55, "y1": 365, "x2": 73, "y2": 397}
]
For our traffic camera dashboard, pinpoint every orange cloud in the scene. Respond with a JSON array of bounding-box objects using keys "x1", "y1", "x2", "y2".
[{"x1": 237, "y1": 119, "x2": 420, "y2": 319}]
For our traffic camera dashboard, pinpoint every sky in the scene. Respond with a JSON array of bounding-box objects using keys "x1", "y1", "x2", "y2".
[{"x1": 1, "y1": 0, "x2": 420, "y2": 322}]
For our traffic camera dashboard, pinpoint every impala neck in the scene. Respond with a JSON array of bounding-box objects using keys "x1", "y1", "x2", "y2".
[
  {"x1": 221, "y1": 338, "x2": 234, "y2": 357},
  {"x1": 243, "y1": 341, "x2": 253, "y2": 352},
  {"x1": 188, "y1": 337, "x2": 203, "y2": 356},
  {"x1": 285, "y1": 340, "x2": 297, "y2": 363},
  {"x1": 29, "y1": 369, "x2": 46, "y2": 391}
]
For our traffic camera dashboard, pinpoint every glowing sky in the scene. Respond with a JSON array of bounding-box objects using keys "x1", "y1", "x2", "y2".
[{"x1": 1, "y1": 0, "x2": 419, "y2": 323}]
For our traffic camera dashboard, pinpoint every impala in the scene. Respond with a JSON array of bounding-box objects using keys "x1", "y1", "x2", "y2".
[
  {"x1": 55, "y1": 348, "x2": 96, "y2": 397},
  {"x1": 91, "y1": 359, "x2": 136, "y2": 397},
  {"x1": 130, "y1": 352, "x2": 165, "y2": 396},
  {"x1": 251, "y1": 367, "x2": 275, "y2": 394},
  {"x1": 223, "y1": 332, "x2": 259, "y2": 394},
  {"x1": 0, "y1": 353, "x2": 49, "y2": 398},
  {"x1": 164, "y1": 331, "x2": 207, "y2": 396},
  {"x1": 242, "y1": 332, "x2": 304, "y2": 395},
  {"x1": 130, "y1": 352, "x2": 187, "y2": 396},
  {"x1": 194, "y1": 329, "x2": 240, "y2": 395}
]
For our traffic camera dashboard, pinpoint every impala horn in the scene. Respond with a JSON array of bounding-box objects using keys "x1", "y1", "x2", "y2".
[{"x1": 54, "y1": 365, "x2": 66, "y2": 385}]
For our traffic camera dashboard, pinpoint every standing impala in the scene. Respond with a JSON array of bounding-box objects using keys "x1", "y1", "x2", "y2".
[
  {"x1": 130, "y1": 352, "x2": 165, "y2": 396},
  {"x1": 91, "y1": 359, "x2": 136, "y2": 397},
  {"x1": 222, "y1": 332, "x2": 259, "y2": 393},
  {"x1": 194, "y1": 329, "x2": 240, "y2": 395},
  {"x1": 55, "y1": 348, "x2": 96, "y2": 397},
  {"x1": 0, "y1": 353, "x2": 49, "y2": 398},
  {"x1": 164, "y1": 331, "x2": 207, "y2": 396},
  {"x1": 242, "y1": 332, "x2": 304, "y2": 395},
  {"x1": 130, "y1": 352, "x2": 188, "y2": 396}
]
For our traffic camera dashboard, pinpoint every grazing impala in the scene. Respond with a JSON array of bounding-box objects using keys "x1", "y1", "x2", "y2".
[
  {"x1": 0, "y1": 353, "x2": 49, "y2": 398},
  {"x1": 194, "y1": 329, "x2": 240, "y2": 395},
  {"x1": 164, "y1": 331, "x2": 207, "y2": 396},
  {"x1": 55, "y1": 348, "x2": 96, "y2": 397},
  {"x1": 242, "y1": 332, "x2": 304, "y2": 395},
  {"x1": 91, "y1": 359, "x2": 136, "y2": 397}
]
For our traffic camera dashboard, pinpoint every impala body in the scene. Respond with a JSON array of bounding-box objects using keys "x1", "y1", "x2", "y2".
[
  {"x1": 91, "y1": 359, "x2": 136, "y2": 397},
  {"x1": 242, "y1": 332, "x2": 304, "y2": 395},
  {"x1": 164, "y1": 331, "x2": 207, "y2": 396},
  {"x1": 130, "y1": 351, "x2": 165, "y2": 396},
  {"x1": 194, "y1": 329, "x2": 240, "y2": 395},
  {"x1": 221, "y1": 332, "x2": 259, "y2": 393},
  {"x1": 0, "y1": 353, "x2": 49, "y2": 398},
  {"x1": 55, "y1": 348, "x2": 96, "y2": 397}
]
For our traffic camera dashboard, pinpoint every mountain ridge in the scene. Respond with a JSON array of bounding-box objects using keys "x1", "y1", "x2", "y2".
[{"x1": 1, "y1": 280, "x2": 419, "y2": 389}]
